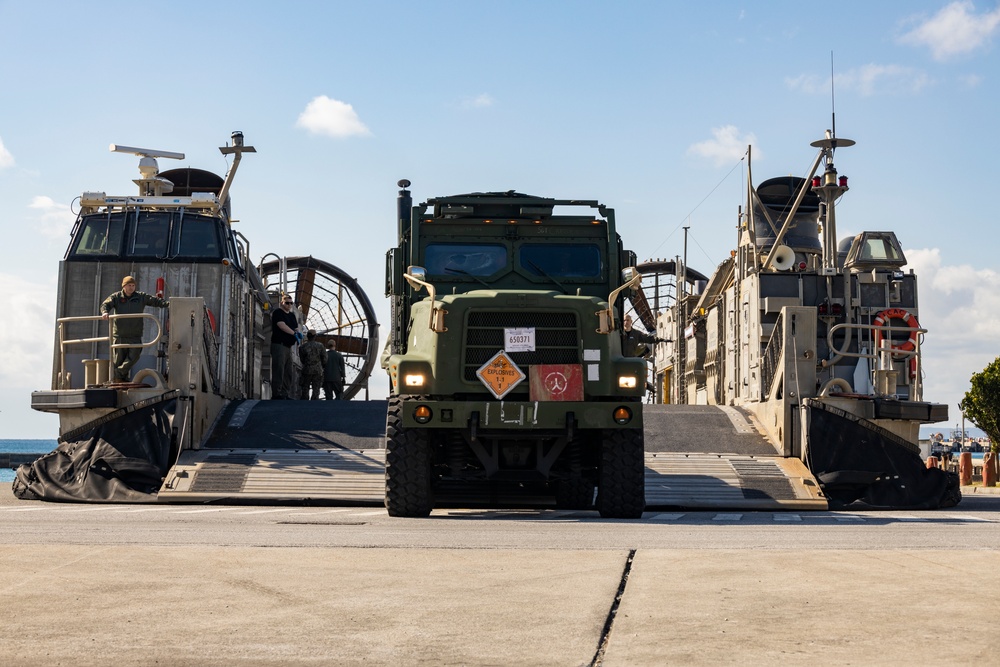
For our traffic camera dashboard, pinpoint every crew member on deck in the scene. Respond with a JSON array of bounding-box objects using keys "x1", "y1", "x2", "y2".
[
  {"x1": 298, "y1": 330, "x2": 326, "y2": 400},
  {"x1": 324, "y1": 340, "x2": 346, "y2": 400},
  {"x1": 100, "y1": 275, "x2": 169, "y2": 382},
  {"x1": 270, "y1": 294, "x2": 299, "y2": 399}
]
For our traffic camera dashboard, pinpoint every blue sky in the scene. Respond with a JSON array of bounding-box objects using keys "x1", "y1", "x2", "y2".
[{"x1": 1, "y1": 0, "x2": 998, "y2": 438}]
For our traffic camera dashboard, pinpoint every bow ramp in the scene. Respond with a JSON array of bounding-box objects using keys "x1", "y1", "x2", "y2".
[
  {"x1": 158, "y1": 400, "x2": 388, "y2": 503},
  {"x1": 159, "y1": 400, "x2": 826, "y2": 509},
  {"x1": 642, "y1": 405, "x2": 827, "y2": 510}
]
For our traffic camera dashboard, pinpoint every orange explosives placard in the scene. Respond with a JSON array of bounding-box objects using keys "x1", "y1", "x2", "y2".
[
  {"x1": 529, "y1": 364, "x2": 584, "y2": 402},
  {"x1": 477, "y1": 350, "x2": 527, "y2": 399}
]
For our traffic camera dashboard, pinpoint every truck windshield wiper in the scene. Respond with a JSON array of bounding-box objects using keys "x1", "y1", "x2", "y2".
[
  {"x1": 445, "y1": 267, "x2": 493, "y2": 289},
  {"x1": 525, "y1": 260, "x2": 569, "y2": 295}
]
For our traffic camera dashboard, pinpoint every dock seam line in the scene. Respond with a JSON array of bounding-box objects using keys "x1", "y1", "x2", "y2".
[{"x1": 590, "y1": 547, "x2": 636, "y2": 666}]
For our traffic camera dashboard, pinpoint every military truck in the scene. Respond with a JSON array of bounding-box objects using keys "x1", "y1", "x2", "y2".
[{"x1": 382, "y1": 182, "x2": 647, "y2": 518}]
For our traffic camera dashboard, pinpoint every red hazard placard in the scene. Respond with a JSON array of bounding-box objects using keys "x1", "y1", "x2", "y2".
[{"x1": 529, "y1": 364, "x2": 584, "y2": 402}]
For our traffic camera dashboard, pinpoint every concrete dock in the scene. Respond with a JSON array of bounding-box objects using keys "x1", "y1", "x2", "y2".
[{"x1": 3, "y1": 485, "x2": 1000, "y2": 665}]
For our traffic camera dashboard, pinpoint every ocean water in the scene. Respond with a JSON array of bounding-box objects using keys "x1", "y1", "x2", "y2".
[{"x1": 1, "y1": 439, "x2": 57, "y2": 484}]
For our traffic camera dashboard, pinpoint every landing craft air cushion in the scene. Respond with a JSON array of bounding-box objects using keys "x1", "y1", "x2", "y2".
[
  {"x1": 17, "y1": 133, "x2": 383, "y2": 503},
  {"x1": 640, "y1": 131, "x2": 959, "y2": 509}
]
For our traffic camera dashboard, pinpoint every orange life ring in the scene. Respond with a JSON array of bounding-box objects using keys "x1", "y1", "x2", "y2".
[
  {"x1": 873, "y1": 308, "x2": 920, "y2": 375},
  {"x1": 206, "y1": 307, "x2": 217, "y2": 335}
]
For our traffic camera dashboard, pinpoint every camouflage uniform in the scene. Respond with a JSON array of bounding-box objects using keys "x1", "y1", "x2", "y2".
[
  {"x1": 298, "y1": 338, "x2": 327, "y2": 400},
  {"x1": 323, "y1": 345, "x2": 346, "y2": 400},
  {"x1": 100, "y1": 285, "x2": 169, "y2": 382}
]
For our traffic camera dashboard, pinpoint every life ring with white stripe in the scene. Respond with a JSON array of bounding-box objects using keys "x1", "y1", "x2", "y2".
[
  {"x1": 872, "y1": 308, "x2": 919, "y2": 356},
  {"x1": 873, "y1": 308, "x2": 920, "y2": 377}
]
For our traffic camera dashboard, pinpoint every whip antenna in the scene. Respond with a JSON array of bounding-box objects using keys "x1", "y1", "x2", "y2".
[{"x1": 830, "y1": 51, "x2": 837, "y2": 139}]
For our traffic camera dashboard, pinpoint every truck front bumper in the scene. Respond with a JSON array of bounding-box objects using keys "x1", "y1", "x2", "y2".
[{"x1": 399, "y1": 399, "x2": 642, "y2": 431}]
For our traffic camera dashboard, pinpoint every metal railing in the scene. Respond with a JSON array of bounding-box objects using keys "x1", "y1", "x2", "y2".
[
  {"x1": 827, "y1": 322, "x2": 925, "y2": 400},
  {"x1": 760, "y1": 312, "x2": 784, "y2": 398},
  {"x1": 55, "y1": 313, "x2": 163, "y2": 389}
]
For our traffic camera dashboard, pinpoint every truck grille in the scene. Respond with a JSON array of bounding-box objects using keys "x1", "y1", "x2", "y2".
[{"x1": 464, "y1": 311, "x2": 580, "y2": 381}]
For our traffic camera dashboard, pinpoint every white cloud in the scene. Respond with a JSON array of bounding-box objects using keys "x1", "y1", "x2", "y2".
[
  {"x1": 0, "y1": 136, "x2": 14, "y2": 169},
  {"x1": 296, "y1": 96, "x2": 372, "y2": 138},
  {"x1": 787, "y1": 64, "x2": 930, "y2": 97},
  {"x1": 461, "y1": 93, "x2": 494, "y2": 109},
  {"x1": 899, "y1": 1, "x2": 1000, "y2": 61},
  {"x1": 0, "y1": 273, "x2": 56, "y2": 386},
  {"x1": 902, "y1": 248, "x2": 1000, "y2": 418},
  {"x1": 687, "y1": 125, "x2": 756, "y2": 167},
  {"x1": 29, "y1": 195, "x2": 76, "y2": 241}
]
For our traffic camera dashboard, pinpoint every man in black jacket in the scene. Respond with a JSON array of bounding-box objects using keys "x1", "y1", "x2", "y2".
[
  {"x1": 622, "y1": 314, "x2": 656, "y2": 358},
  {"x1": 270, "y1": 295, "x2": 299, "y2": 399}
]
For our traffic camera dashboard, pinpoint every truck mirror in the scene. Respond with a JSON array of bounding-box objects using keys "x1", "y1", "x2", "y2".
[
  {"x1": 621, "y1": 267, "x2": 641, "y2": 292},
  {"x1": 406, "y1": 266, "x2": 427, "y2": 291}
]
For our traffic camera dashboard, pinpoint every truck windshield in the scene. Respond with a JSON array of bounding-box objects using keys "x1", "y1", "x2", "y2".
[
  {"x1": 520, "y1": 243, "x2": 602, "y2": 278},
  {"x1": 425, "y1": 243, "x2": 507, "y2": 277}
]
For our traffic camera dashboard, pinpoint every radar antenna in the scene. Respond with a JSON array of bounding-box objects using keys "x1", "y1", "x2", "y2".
[{"x1": 109, "y1": 144, "x2": 185, "y2": 196}]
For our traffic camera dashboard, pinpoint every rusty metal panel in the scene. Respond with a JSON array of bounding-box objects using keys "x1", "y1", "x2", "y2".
[{"x1": 529, "y1": 364, "x2": 584, "y2": 402}]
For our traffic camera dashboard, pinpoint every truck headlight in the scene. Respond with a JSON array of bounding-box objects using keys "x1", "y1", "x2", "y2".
[
  {"x1": 404, "y1": 373, "x2": 426, "y2": 388},
  {"x1": 618, "y1": 375, "x2": 637, "y2": 389}
]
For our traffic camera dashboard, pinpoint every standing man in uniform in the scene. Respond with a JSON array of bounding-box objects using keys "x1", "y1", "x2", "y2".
[
  {"x1": 270, "y1": 294, "x2": 299, "y2": 399},
  {"x1": 298, "y1": 330, "x2": 326, "y2": 400},
  {"x1": 324, "y1": 339, "x2": 346, "y2": 400},
  {"x1": 101, "y1": 275, "x2": 169, "y2": 382}
]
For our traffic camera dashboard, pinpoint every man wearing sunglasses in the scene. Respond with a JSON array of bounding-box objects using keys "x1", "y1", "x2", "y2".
[{"x1": 270, "y1": 295, "x2": 299, "y2": 399}]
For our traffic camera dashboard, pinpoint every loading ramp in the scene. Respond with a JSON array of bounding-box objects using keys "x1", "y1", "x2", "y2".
[{"x1": 158, "y1": 401, "x2": 827, "y2": 509}]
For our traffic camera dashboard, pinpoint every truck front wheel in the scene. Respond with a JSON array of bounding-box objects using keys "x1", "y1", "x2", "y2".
[
  {"x1": 597, "y1": 429, "x2": 645, "y2": 519},
  {"x1": 385, "y1": 397, "x2": 434, "y2": 517}
]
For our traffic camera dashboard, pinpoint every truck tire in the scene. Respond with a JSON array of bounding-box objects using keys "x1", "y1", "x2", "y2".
[
  {"x1": 597, "y1": 429, "x2": 645, "y2": 519},
  {"x1": 384, "y1": 397, "x2": 434, "y2": 517},
  {"x1": 554, "y1": 477, "x2": 596, "y2": 510}
]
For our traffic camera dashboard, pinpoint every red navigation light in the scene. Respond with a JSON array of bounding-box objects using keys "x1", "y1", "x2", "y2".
[
  {"x1": 839, "y1": 175, "x2": 848, "y2": 187},
  {"x1": 812, "y1": 176, "x2": 821, "y2": 187},
  {"x1": 832, "y1": 303, "x2": 844, "y2": 316},
  {"x1": 818, "y1": 303, "x2": 828, "y2": 316}
]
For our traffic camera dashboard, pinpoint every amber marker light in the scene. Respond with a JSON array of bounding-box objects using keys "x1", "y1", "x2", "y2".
[
  {"x1": 413, "y1": 405, "x2": 433, "y2": 424},
  {"x1": 613, "y1": 406, "x2": 632, "y2": 425}
]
